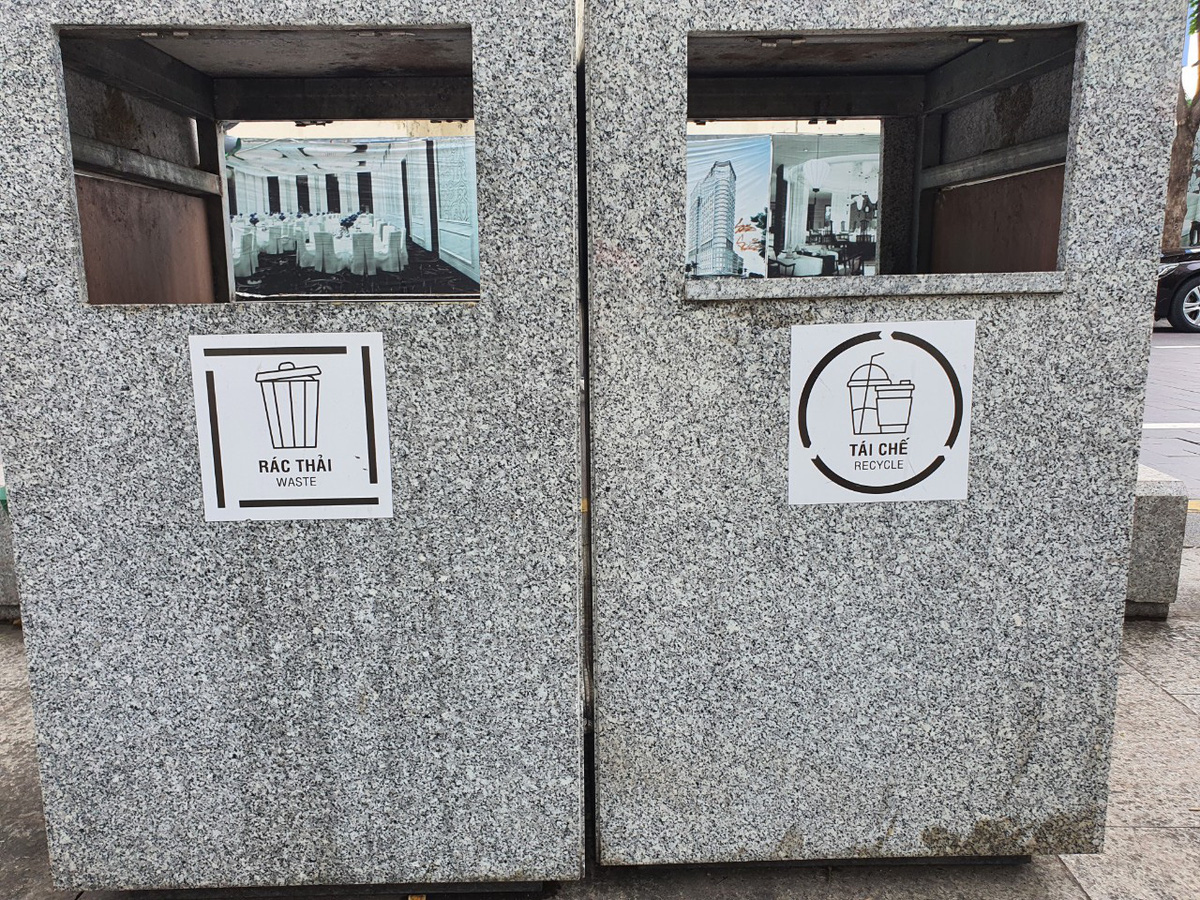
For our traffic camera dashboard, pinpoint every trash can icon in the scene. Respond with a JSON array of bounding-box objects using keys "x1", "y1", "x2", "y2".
[
  {"x1": 256, "y1": 361, "x2": 321, "y2": 450},
  {"x1": 848, "y1": 354, "x2": 914, "y2": 435}
]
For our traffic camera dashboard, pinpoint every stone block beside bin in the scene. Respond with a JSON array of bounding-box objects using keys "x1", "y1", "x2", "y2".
[{"x1": 1127, "y1": 465, "x2": 1189, "y2": 620}]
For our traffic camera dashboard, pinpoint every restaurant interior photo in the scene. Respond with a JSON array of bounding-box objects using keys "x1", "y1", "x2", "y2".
[
  {"x1": 685, "y1": 119, "x2": 882, "y2": 279},
  {"x1": 224, "y1": 120, "x2": 480, "y2": 299}
]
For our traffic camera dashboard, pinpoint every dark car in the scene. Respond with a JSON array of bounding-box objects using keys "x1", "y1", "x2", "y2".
[{"x1": 1158, "y1": 248, "x2": 1200, "y2": 331}]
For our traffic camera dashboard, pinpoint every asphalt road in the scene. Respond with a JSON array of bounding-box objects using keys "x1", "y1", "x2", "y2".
[{"x1": 1141, "y1": 325, "x2": 1200, "y2": 498}]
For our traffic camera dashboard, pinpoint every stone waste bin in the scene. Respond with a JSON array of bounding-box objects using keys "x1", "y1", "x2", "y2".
[
  {"x1": 585, "y1": 0, "x2": 1178, "y2": 868},
  {"x1": 0, "y1": 0, "x2": 584, "y2": 892}
]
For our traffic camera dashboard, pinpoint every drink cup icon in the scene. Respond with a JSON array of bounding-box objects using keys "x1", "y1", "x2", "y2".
[
  {"x1": 847, "y1": 354, "x2": 914, "y2": 435},
  {"x1": 874, "y1": 382, "x2": 916, "y2": 433},
  {"x1": 256, "y1": 361, "x2": 321, "y2": 449}
]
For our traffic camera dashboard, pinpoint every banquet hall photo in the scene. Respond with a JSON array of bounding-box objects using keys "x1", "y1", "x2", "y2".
[{"x1": 225, "y1": 126, "x2": 480, "y2": 299}]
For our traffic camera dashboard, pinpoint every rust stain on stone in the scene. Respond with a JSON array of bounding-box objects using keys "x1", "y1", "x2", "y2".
[
  {"x1": 93, "y1": 86, "x2": 144, "y2": 151},
  {"x1": 921, "y1": 809, "x2": 1103, "y2": 857},
  {"x1": 995, "y1": 80, "x2": 1035, "y2": 148}
]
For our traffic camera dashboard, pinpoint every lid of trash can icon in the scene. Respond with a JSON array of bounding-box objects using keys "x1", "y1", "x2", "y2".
[
  {"x1": 257, "y1": 361, "x2": 322, "y2": 450},
  {"x1": 255, "y1": 361, "x2": 322, "y2": 383}
]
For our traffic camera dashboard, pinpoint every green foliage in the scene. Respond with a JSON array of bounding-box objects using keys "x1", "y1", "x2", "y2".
[{"x1": 1192, "y1": 0, "x2": 1199, "y2": 36}]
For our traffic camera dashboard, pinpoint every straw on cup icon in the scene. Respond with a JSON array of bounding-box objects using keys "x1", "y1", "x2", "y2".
[{"x1": 256, "y1": 361, "x2": 321, "y2": 450}]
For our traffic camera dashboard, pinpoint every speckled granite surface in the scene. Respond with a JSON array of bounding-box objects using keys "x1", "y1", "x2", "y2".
[
  {"x1": 586, "y1": 0, "x2": 1177, "y2": 867},
  {"x1": 1127, "y1": 465, "x2": 1188, "y2": 618},
  {"x1": 0, "y1": 1, "x2": 583, "y2": 891}
]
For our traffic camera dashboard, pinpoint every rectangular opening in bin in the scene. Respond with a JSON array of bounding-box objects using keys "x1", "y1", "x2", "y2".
[
  {"x1": 57, "y1": 27, "x2": 480, "y2": 304},
  {"x1": 686, "y1": 26, "x2": 1079, "y2": 280}
]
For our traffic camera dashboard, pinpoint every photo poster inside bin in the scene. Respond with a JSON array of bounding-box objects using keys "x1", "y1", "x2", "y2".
[
  {"x1": 188, "y1": 332, "x2": 393, "y2": 521},
  {"x1": 686, "y1": 135, "x2": 770, "y2": 278},
  {"x1": 788, "y1": 320, "x2": 976, "y2": 505}
]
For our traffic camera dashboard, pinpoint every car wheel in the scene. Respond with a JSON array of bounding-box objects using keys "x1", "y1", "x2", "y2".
[{"x1": 1169, "y1": 278, "x2": 1200, "y2": 333}]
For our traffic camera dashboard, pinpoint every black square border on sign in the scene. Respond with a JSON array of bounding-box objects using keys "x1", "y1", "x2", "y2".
[{"x1": 202, "y1": 343, "x2": 380, "y2": 510}]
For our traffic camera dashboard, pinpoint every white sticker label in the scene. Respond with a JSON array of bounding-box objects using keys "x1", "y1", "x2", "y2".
[
  {"x1": 189, "y1": 333, "x2": 393, "y2": 521},
  {"x1": 788, "y1": 320, "x2": 976, "y2": 505}
]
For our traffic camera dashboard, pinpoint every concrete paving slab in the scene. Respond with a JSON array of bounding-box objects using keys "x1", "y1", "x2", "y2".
[
  {"x1": 827, "y1": 857, "x2": 1089, "y2": 899},
  {"x1": 1121, "y1": 622, "x2": 1200, "y2": 695},
  {"x1": 0, "y1": 637, "x2": 64, "y2": 900},
  {"x1": 0, "y1": 747, "x2": 65, "y2": 900},
  {"x1": 0, "y1": 623, "x2": 29, "y2": 691},
  {"x1": 552, "y1": 857, "x2": 1089, "y2": 900},
  {"x1": 1175, "y1": 695, "x2": 1200, "y2": 717},
  {"x1": 1104, "y1": 666, "x2": 1200, "y2": 829},
  {"x1": 0, "y1": 686, "x2": 34, "y2": 751},
  {"x1": 1061, "y1": 828, "x2": 1200, "y2": 900},
  {"x1": 1173, "y1": 551, "x2": 1200, "y2": 613}
]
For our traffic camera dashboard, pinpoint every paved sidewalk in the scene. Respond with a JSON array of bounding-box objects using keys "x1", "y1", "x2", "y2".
[{"x1": 4, "y1": 555, "x2": 1200, "y2": 899}]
